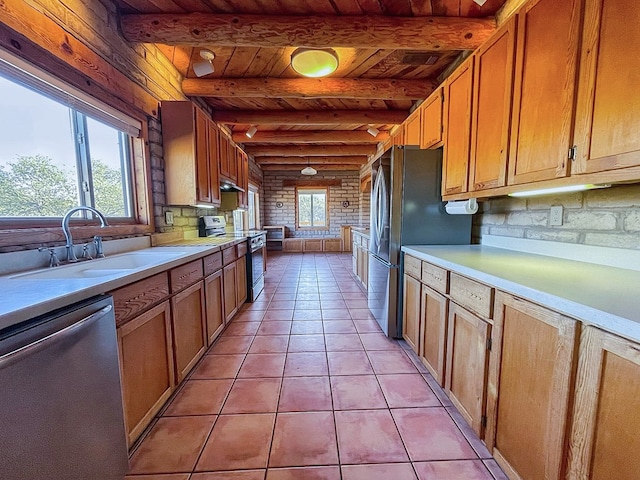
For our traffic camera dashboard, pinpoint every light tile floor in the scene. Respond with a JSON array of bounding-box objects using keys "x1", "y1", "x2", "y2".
[{"x1": 126, "y1": 253, "x2": 507, "y2": 480}]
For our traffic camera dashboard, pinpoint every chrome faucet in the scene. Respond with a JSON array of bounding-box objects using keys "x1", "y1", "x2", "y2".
[{"x1": 62, "y1": 206, "x2": 108, "y2": 262}]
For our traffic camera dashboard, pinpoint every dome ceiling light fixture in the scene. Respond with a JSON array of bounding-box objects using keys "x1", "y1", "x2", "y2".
[
  {"x1": 301, "y1": 158, "x2": 317, "y2": 176},
  {"x1": 291, "y1": 48, "x2": 339, "y2": 78},
  {"x1": 193, "y1": 49, "x2": 215, "y2": 77}
]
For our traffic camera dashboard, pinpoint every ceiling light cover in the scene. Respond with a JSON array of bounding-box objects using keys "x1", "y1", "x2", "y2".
[
  {"x1": 367, "y1": 126, "x2": 380, "y2": 137},
  {"x1": 301, "y1": 166, "x2": 318, "y2": 176},
  {"x1": 246, "y1": 125, "x2": 257, "y2": 138},
  {"x1": 291, "y1": 48, "x2": 339, "y2": 78}
]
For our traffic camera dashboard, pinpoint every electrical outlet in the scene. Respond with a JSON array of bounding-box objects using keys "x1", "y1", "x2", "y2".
[
  {"x1": 549, "y1": 205, "x2": 563, "y2": 226},
  {"x1": 165, "y1": 211, "x2": 174, "y2": 225}
]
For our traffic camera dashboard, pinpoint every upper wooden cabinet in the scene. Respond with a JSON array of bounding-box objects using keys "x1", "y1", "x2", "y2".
[
  {"x1": 443, "y1": 56, "x2": 474, "y2": 196},
  {"x1": 207, "y1": 120, "x2": 221, "y2": 205},
  {"x1": 572, "y1": 0, "x2": 640, "y2": 175},
  {"x1": 403, "y1": 107, "x2": 422, "y2": 146},
  {"x1": 507, "y1": 0, "x2": 582, "y2": 185},
  {"x1": 420, "y1": 87, "x2": 444, "y2": 149},
  {"x1": 469, "y1": 16, "x2": 517, "y2": 192},
  {"x1": 219, "y1": 133, "x2": 230, "y2": 180}
]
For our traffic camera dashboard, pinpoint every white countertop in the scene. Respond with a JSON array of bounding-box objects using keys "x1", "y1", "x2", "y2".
[{"x1": 402, "y1": 243, "x2": 640, "y2": 342}]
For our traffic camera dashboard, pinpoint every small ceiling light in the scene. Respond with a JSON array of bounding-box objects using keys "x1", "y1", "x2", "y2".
[
  {"x1": 301, "y1": 158, "x2": 317, "y2": 176},
  {"x1": 508, "y1": 184, "x2": 611, "y2": 197},
  {"x1": 193, "y1": 49, "x2": 215, "y2": 77},
  {"x1": 367, "y1": 126, "x2": 380, "y2": 137},
  {"x1": 291, "y1": 48, "x2": 339, "y2": 78},
  {"x1": 246, "y1": 125, "x2": 257, "y2": 138}
]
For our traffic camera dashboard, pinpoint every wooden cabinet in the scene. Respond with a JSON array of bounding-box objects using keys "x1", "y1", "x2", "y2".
[
  {"x1": 445, "y1": 302, "x2": 491, "y2": 437},
  {"x1": 223, "y1": 261, "x2": 238, "y2": 322},
  {"x1": 443, "y1": 56, "x2": 474, "y2": 195},
  {"x1": 219, "y1": 133, "x2": 230, "y2": 180},
  {"x1": 420, "y1": 87, "x2": 444, "y2": 149},
  {"x1": 402, "y1": 273, "x2": 421, "y2": 353},
  {"x1": 324, "y1": 238, "x2": 342, "y2": 252},
  {"x1": 507, "y1": 0, "x2": 582, "y2": 185},
  {"x1": 352, "y1": 233, "x2": 369, "y2": 290},
  {"x1": 117, "y1": 301, "x2": 174, "y2": 446},
  {"x1": 111, "y1": 272, "x2": 169, "y2": 327},
  {"x1": 236, "y1": 253, "x2": 247, "y2": 306},
  {"x1": 469, "y1": 16, "x2": 516, "y2": 192},
  {"x1": 487, "y1": 293, "x2": 578, "y2": 480},
  {"x1": 236, "y1": 149, "x2": 249, "y2": 209},
  {"x1": 303, "y1": 238, "x2": 323, "y2": 252},
  {"x1": 403, "y1": 107, "x2": 421, "y2": 146},
  {"x1": 419, "y1": 285, "x2": 448, "y2": 387},
  {"x1": 283, "y1": 238, "x2": 303, "y2": 252},
  {"x1": 171, "y1": 281, "x2": 206, "y2": 383},
  {"x1": 161, "y1": 101, "x2": 221, "y2": 207},
  {"x1": 573, "y1": 0, "x2": 640, "y2": 175},
  {"x1": 204, "y1": 269, "x2": 224, "y2": 345},
  {"x1": 568, "y1": 327, "x2": 640, "y2": 480}
]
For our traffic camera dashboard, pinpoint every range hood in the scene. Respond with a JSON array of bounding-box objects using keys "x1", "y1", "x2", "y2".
[{"x1": 220, "y1": 181, "x2": 245, "y2": 192}]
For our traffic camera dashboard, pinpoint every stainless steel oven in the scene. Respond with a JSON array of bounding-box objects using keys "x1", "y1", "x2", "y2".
[{"x1": 247, "y1": 233, "x2": 266, "y2": 302}]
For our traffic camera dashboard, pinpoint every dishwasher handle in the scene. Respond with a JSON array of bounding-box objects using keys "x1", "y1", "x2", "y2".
[{"x1": 0, "y1": 304, "x2": 113, "y2": 368}]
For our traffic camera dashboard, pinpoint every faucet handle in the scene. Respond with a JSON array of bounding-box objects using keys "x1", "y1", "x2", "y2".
[
  {"x1": 81, "y1": 243, "x2": 93, "y2": 260},
  {"x1": 93, "y1": 235, "x2": 105, "y2": 258},
  {"x1": 38, "y1": 247, "x2": 61, "y2": 268}
]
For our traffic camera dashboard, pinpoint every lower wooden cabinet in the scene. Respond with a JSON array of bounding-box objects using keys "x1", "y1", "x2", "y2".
[
  {"x1": 236, "y1": 254, "x2": 247, "y2": 306},
  {"x1": 567, "y1": 327, "x2": 640, "y2": 480},
  {"x1": 402, "y1": 273, "x2": 421, "y2": 353},
  {"x1": 204, "y1": 269, "x2": 224, "y2": 345},
  {"x1": 419, "y1": 284, "x2": 448, "y2": 387},
  {"x1": 171, "y1": 281, "x2": 207, "y2": 383},
  {"x1": 487, "y1": 292, "x2": 578, "y2": 480},
  {"x1": 117, "y1": 301, "x2": 174, "y2": 446},
  {"x1": 445, "y1": 302, "x2": 491, "y2": 437},
  {"x1": 223, "y1": 261, "x2": 238, "y2": 322}
]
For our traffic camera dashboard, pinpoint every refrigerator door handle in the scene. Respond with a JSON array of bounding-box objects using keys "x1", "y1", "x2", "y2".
[{"x1": 372, "y1": 165, "x2": 387, "y2": 251}]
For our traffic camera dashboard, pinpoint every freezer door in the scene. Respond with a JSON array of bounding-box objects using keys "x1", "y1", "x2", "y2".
[
  {"x1": 370, "y1": 155, "x2": 392, "y2": 263},
  {"x1": 367, "y1": 253, "x2": 399, "y2": 338}
]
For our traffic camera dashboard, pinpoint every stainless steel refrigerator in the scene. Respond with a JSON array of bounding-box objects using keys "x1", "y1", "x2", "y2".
[{"x1": 368, "y1": 146, "x2": 471, "y2": 338}]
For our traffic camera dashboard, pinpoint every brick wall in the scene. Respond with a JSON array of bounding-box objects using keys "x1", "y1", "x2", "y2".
[
  {"x1": 474, "y1": 184, "x2": 640, "y2": 249},
  {"x1": 263, "y1": 171, "x2": 362, "y2": 237}
]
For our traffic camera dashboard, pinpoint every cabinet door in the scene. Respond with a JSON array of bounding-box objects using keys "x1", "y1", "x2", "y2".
[
  {"x1": 228, "y1": 144, "x2": 239, "y2": 183},
  {"x1": 445, "y1": 302, "x2": 490, "y2": 437},
  {"x1": 420, "y1": 284, "x2": 448, "y2": 387},
  {"x1": 195, "y1": 108, "x2": 211, "y2": 204},
  {"x1": 219, "y1": 134, "x2": 230, "y2": 179},
  {"x1": 568, "y1": 327, "x2": 640, "y2": 480},
  {"x1": 420, "y1": 87, "x2": 443, "y2": 149},
  {"x1": 204, "y1": 269, "x2": 225, "y2": 345},
  {"x1": 443, "y1": 57, "x2": 473, "y2": 195},
  {"x1": 487, "y1": 293, "x2": 577, "y2": 480},
  {"x1": 117, "y1": 301, "x2": 174, "y2": 446},
  {"x1": 223, "y1": 261, "x2": 238, "y2": 323},
  {"x1": 171, "y1": 281, "x2": 206, "y2": 383},
  {"x1": 403, "y1": 108, "x2": 421, "y2": 146},
  {"x1": 402, "y1": 274, "x2": 421, "y2": 354},
  {"x1": 469, "y1": 16, "x2": 516, "y2": 192},
  {"x1": 573, "y1": 0, "x2": 640, "y2": 174},
  {"x1": 208, "y1": 121, "x2": 221, "y2": 206},
  {"x1": 507, "y1": 0, "x2": 582, "y2": 185},
  {"x1": 236, "y1": 255, "x2": 247, "y2": 306}
]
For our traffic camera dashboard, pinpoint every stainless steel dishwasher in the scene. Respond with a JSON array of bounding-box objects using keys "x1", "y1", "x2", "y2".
[{"x1": 0, "y1": 295, "x2": 129, "y2": 480}]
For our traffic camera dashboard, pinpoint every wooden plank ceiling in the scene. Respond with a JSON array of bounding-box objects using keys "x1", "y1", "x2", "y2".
[{"x1": 117, "y1": 0, "x2": 506, "y2": 171}]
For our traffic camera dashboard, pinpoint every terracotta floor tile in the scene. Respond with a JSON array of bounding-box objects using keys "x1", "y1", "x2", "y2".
[
  {"x1": 284, "y1": 352, "x2": 329, "y2": 376},
  {"x1": 348, "y1": 309, "x2": 374, "y2": 320},
  {"x1": 293, "y1": 309, "x2": 323, "y2": 320},
  {"x1": 164, "y1": 379, "x2": 233, "y2": 416},
  {"x1": 238, "y1": 353, "x2": 286, "y2": 378},
  {"x1": 249, "y1": 335, "x2": 289, "y2": 354},
  {"x1": 391, "y1": 408, "x2": 476, "y2": 461},
  {"x1": 291, "y1": 321, "x2": 324, "y2": 334},
  {"x1": 129, "y1": 416, "x2": 215, "y2": 474},
  {"x1": 209, "y1": 336, "x2": 254, "y2": 355},
  {"x1": 221, "y1": 378, "x2": 282, "y2": 414},
  {"x1": 376, "y1": 374, "x2": 440, "y2": 408},
  {"x1": 339, "y1": 284, "x2": 364, "y2": 294},
  {"x1": 196, "y1": 414, "x2": 275, "y2": 471},
  {"x1": 271, "y1": 293, "x2": 296, "y2": 301},
  {"x1": 423, "y1": 372, "x2": 453, "y2": 407},
  {"x1": 341, "y1": 463, "x2": 417, "y2": 480},
  {"x1": 263, "y1": 310, "x2": 294, "y2": 322},
  {"x1": 296, "y1": 293, "x2": 320, "y2": 301},
  {"x1": 320, "y1": 299, "x2": 347, "y2": 310},
  {"x1": 266, "y1": 466, "x2": 341, "y2": 480},
  {"x1": 318, "y1": 292, "x2": 343, "y2": 300},
  {"x1": 126, "y1": 475, "x2": 190, "y2": 480},
  {"x1": 257, "y1": 321, "x2": 292, "y2": 335},
  {"x1": 269, "y1": 300, "x2": 296, "y2": 310},
  {"x1": 367, "y1": 350, "x2": 418, "y2": 374},
  {"x1": 334, "y1": 410, "x2": 408, "y2": 464},
  {"x1": 413, "y1": 460, "x2": 493, "y2": 480},
  {"x1": 341, "y1": 292, "x2": 367, "y2": 300},
  {"x1": 330, "y1": 375, "x2": 387, "y2": 410},
  {"x1": 192, "y1": 355, "x2": 246, "y2": 379},
  {"x1": 234, "y1": 310, "x2": 266, "y2": 322},
  {"x1": 223, "y1": 322, "x2": 260, "y2": 336},
  {"x1": 294, "y1": 300, "x2": 321, "y2": 310},
  {"x1": 324, "y1": 333, "x2": 363, "y2": 351},
  {"x1": 288, "y1": 334, "x2": 326, "y2": 352},
  {"x1": 352, "y1": 320, "x2": 381, "y2": 333},
  {"x1": 321, "y1": 309, "x2": 351, "y2": 320},
  {"x1": 327, "y1": 351, "x2": 374, "y2": 376},
  {"x1": 322, "y1": 320, "x2": 357, "y2": 334},
  {"x1": 276, "y1": 287, "x2": 297, "y2": 294},
  {"x1": 191, "y1": 471, "x2": 265, "y2": 480},
  {"x1": 358, "y1": 333, "x2": 402, "y2": 351},
  {"x1": 446, "y1": 406, "x2": 492, "y2": 459},
  {"x1": 269, "y1": 412, "x2": 338, "y2": 467},
  {"x1": 278, "y1": 376, "x2": 332, "y2": 412}
]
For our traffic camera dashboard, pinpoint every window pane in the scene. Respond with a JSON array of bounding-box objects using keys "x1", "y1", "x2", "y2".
[
  {"x1": 298, "y1": 193, "x2": 312, "y2": 226},
  {"x1": 0, "y1": 75, "x2": 79, "y2": 217},
  {"x1": 312, "y1": 193, "x2": 326, "y2": 226},
  {"x1": 86, "y1": 117, "x2": 131, "y2": 217},
  {"x1": 248, "y1": 190, "x2": 255, "y2": 229}
]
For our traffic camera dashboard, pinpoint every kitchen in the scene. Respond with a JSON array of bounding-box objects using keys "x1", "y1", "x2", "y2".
[{"x1": 0, "y1": 0, "x2": 639, "y2": 479}]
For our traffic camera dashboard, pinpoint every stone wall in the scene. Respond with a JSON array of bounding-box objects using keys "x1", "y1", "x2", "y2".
[
  {"x1": 263, "y1": 171, "x2": 363, "y2": 238},
  {"x1": 474, "y1": 184, "x2": 640, "y2": 249}
]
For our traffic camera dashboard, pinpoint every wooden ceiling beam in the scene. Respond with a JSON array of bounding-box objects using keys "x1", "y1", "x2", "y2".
[
  {"x1": 256, "y1": 156, "x2": 367, "y2": 165},
  {"x1": 183, "y1": 78, "x2": 434, "y2": 100},
  {"x1": 212, "y1": 109, "x2": 409, "y2": 125},
  {"x1": 234, "y1": 130, "x2": 388, "y2": 144},
  {"x1": 121, "y1": 14, "x2": 496, "y2": 50},
  {"x1": 246, "y1": 145, "x2": 377, "y2": 156},
  {"x1": 261, "y1": 164, "x2": 362, "y2": 171}
]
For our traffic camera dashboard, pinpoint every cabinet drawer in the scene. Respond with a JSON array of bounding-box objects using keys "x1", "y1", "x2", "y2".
[
  {"x1": 450, "y1": 273, "x2": 494, "y2": 319},
  {"x1": 237, "y1": 241, "x2": 248, "y2": 257},
  {"x1": 404, "y1": 254, "x2": 422, "y2": 280},
  {"x1": 112, "y1": 272, "x2": 169, "y2": 326},
  {"x1": 170, "y1": 259, "x2": 204, "y2": 294},
  {"x1": 203, "y1": 251, "x2": 223, "y2": 276},
  {"x1": 222, "y1": 246, "x2": 237, "y2": 265},
  {"x1": 421, "y1": 262, "x2": 449, "y2": 294}
]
